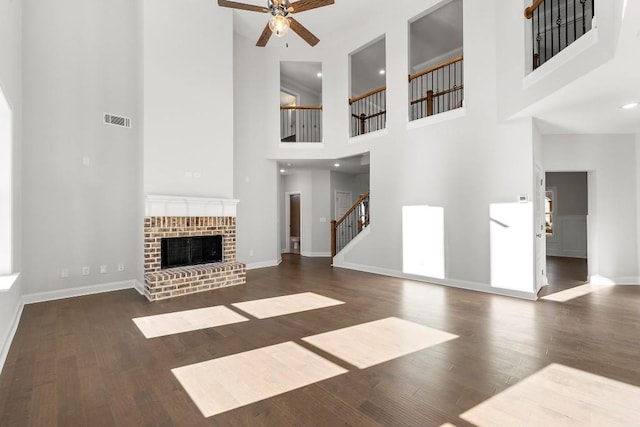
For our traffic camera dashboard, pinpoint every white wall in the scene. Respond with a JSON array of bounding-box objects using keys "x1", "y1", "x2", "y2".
[
  {"x1": 234, "y1": 0, "x2": 539, "y2": 297},
  {"x1": 234, "y1": 38, "x2": 280, "y2": 268},
  {"x1": 21, "y1": 0, "x2": 143, "y2": 295},
  {"x1": 497, "y1": 0, "x2": 620, "y2": 121},
  {"x1": 0, "y1": 0, "x2": 23, "y2": 373},
  {"x1": 144, "y1": 0, "x2": 234, "y2": 198},
  {"x1": 543, "y1": 134, "x2": 638, "y2": 282},
  {"x1": 310, "y1": 170, "x2": 331, "y2": 255},
  {"x1": 546, "y1": 172, "x2": 588, "y2": 215}
]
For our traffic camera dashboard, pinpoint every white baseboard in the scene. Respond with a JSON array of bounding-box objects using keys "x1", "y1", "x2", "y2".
[
  {"x1": 246, "y1": 259, "x2": 281, "y2": 271},
  {"x1": 590, "y1": 275, "x2": 640, "y2": 285},
  {"x1": 333, "y1": 261, "x2": 537, "y2": 301},
  {"x1": 133, "y1": 280, "x2": 145, "y2": 295},
  {"x1": 22, "y1": 280, "x2": 139, "y2": 305},
  {"x1": 0, "y1": 299, "x2": 24, "y2": 376},
  {"x1": 300, "y1": 251, "x2": 331, "y2": 258}
]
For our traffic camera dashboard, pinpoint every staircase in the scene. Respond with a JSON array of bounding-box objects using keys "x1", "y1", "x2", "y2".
[{"x1": 331, "y1": 191, "x2": 370, "y2": 257}]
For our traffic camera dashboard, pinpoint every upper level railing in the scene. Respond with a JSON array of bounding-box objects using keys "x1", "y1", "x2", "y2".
[
  {"x1": 349, "y1": 87, "x2": 386, "y2": 137},
  {"x1": 409, "y1": 55, "x2": 464, "y2": 121},
  {"x1": 331, "y1": 190, "x2": 369, "y2": 257},
  {"x1": 280, "y1": 105, "x2": 323, "y2": 143},
  {"x1": 525, "y1": 0, "x2": 594, "y2": 70}
]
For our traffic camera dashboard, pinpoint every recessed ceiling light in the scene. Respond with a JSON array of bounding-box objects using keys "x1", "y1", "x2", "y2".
[
  {"x1": 317, "y1": 72, "x2": 322, "y2": 78},
  {"x1": 280, "y1": 169, "x2": 286, "y2": 173},
  {"x1": 334, "y1": 163, "x2": 340, "y2": 168},
  {"x1": 379, "y1": 69, "x2": 385, "y2": 75},
  {"x1": 287, "y1": 163, "x2": 292, "y2": 166},
  {"x1": 621, "y1": 102, "x2": 639, "y2": 110}
]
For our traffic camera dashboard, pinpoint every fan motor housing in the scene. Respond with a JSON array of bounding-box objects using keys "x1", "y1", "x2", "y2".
[{"x1": 268, "y1": 0, "x2": 291, "y2": 16}]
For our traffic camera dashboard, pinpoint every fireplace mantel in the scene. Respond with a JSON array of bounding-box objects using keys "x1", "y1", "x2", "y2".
[{"x1": 145, "y1": 195, "x2": 239, "y2": 217}]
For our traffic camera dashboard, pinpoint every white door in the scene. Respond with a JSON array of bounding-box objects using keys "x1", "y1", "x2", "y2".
[
  {"x1": 335, "y1": 191, "x2": 352, "y2": 220},
  {"x1": 535, "y1": 165, "x2": 547, "y2": 291},
  {"x1": 335, "y1": 191, "x2": 353, "y2": 247}
]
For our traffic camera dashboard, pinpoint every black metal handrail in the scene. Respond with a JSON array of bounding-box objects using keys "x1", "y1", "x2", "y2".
[
  {"x1": 526, "y1": 0, "x2": 595, "y2": 70},
  {"x1": 280, "y1": 106, "x2": 322, "y2": 143},
  {"x1": 349, "y1": 87, "x2": 386, "y2": 137},
  {"x1": 331, "y1": 191, "x2": 369, "y2": 257},
  {"x1": 409, "y1": 56, "x2": 464, "y2": 121}
]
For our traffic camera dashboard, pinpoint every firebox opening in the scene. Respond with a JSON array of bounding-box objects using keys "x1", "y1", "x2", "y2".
[{"x1": 161, "y1": 235, "x2": 222, "y2": 269}]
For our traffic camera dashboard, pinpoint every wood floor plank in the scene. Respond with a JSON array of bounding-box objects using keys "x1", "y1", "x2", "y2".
[{"x1": 0, "y1": 255, "x2": 638, "y2": 426}]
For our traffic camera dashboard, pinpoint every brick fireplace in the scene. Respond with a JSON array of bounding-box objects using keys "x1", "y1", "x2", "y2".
[{"x1": 143, "y1": 196, "x2": 246, "y2": 301}]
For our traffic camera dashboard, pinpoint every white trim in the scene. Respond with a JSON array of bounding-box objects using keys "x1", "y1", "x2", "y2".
[
  {"x1": 300, "y1": 251, "x2": 332, "y2": 258},
  {"x1": 0, "y1": 298, "x2": 23, "y2": 375},
  {"x1": 407, "y1": 106, "x2": 467, "y2": 130},
  {"x1": 22, "y1": 280, "x2": 138, "y2": 304},
  {"x1": 522, "y1": 28, "x2": 599, "y2": 89},
  {"x1": 133, "y1": 280, "x2": 145, "y2": 295},
  {"x1": 246, "y1": 259, "x2": 281, "y2": 270},
  {"x1": 348, "y1": 128, "x2": 389, "y2": 144},
  {"x1": 333, "y1": 261, "x2": 538, "y2": 301},
  {"x1": 278, "y1": 142, "x2": 324, "y2": 149},
  {"x1": 589, "y1": 275, "x2": 640, "y2": 285},
  {"x1": 145, "y1": 195, "x2": 239, "y2": 217}
]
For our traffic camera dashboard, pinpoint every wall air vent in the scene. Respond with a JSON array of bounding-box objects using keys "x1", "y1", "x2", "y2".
[{"x1": 103, "y1": 113, "x2": 131, "y2": 128}]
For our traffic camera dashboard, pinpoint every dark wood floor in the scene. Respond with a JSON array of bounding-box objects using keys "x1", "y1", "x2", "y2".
[
  {"x1": 538, "y1": 256, "x2": 588, "y2": 297},
  {"x1": 1, "y1": 254, "x2": 639, "y2": 426}
]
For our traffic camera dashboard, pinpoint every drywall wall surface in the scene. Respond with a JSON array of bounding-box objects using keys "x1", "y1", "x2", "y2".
[
  {"x1": 144, "y1": 0, "x2": 234, "y2": 198},
  {"x1": 22, "y1": 0, "x2": 143, "y2": 293}
]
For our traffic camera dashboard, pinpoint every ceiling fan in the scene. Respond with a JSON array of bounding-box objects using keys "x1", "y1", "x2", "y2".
[{"x1": 218, "y1": 0, "x2": 334, "y2": 47}]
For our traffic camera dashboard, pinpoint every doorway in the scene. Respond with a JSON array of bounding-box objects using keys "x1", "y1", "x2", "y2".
[
  {"x1": 335, "y1": 190, "x2": 352, "y2": 220},
  {"x1": 289, "y1": 194, "x2": 300, "y2": 254},
  {"x1": 284, "y1": 192, "x2": 301, "y2": 255},
  {"x1": 539, "y1": 171, "x2": 589, "y2": 297}
]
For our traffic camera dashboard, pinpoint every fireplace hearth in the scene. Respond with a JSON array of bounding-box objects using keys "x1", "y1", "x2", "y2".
[{"x1": 143, "y1": 196, "x2": 246, "y2": 301}]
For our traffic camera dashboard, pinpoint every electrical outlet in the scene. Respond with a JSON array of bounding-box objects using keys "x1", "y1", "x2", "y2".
[
  {"x1": 82, "y1": 266, "x2": 90, "y2": 276},
  {"x1": 118, "y1": 263, "x2": 125, "y2": 272},
  {"x1": 61, "y1": 268, "x2": 69, "y2": 278},
  {"x1": 100, "y1": 265, "x2": 107, "y2": 274}
]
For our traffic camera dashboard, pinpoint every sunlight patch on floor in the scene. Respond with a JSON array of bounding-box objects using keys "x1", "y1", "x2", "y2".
[
  {"x1": 303, "y1": 317, "x2": 458, "y2": 369},
  {"x1": 132, "y1": 306, "x2": 249, "y2": 338},
  {"x1": 461, "y1": 363, "x2": 640, "y2": 426},
  {"x1": 541, "y1": 283, "x2": 613, "y2": 302},
  {"x1": 172, "y1": 341, "x2": 347, "y2": 417},
  {"x1": 232, "y1": 292, "x2": 344, "y2": 319}
]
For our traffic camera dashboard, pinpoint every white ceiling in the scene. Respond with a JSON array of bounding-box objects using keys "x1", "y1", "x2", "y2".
[
  {"x1": 350, "y1": 38, "x2": 386, "y2": 97},
  {"x1": 278, "y1": 153, "x2": 370, "y2": 175},
  {"x1": 280, "y1": 61, "x2": 322, "y2": 96},
  {"x1": 410, "y1": 0, "x2": 464, "y2": 69}
]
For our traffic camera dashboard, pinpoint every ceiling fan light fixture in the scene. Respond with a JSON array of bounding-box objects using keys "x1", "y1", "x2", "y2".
[{"x1": 269, "y1": 14, "x2": 290, "y2": 37}]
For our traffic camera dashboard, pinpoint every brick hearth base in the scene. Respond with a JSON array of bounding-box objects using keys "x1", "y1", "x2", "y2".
[
  {"x1": 144, "y1": 262, "x2": 246, "y2": 301},
  {"x1": 144, "y1": 215, "x2": 246, "y2": 301}
]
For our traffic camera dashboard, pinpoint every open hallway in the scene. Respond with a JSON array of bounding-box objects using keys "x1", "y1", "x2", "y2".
[{"x1": 1, "y1": 255, "x2": 639, "y2": 426}]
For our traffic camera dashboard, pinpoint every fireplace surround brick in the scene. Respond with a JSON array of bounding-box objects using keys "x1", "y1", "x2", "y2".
[{"x1": 143, "y1": 216, "x2": 245, "y2": 301}]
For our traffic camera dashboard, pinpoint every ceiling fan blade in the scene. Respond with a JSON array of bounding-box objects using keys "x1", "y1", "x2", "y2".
[
  {"x1": 288, "y1": 17, "x2": 320, "y2": 46},
  {"x1": 256, "y1": 23, "x2": 273, "y2": 47},
  {"x1": 218, "y1": 0, "x2": 269, "y2": 13},
  {"x1": 289, "y1": 0, "x2": 334, "y2": 14}
]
